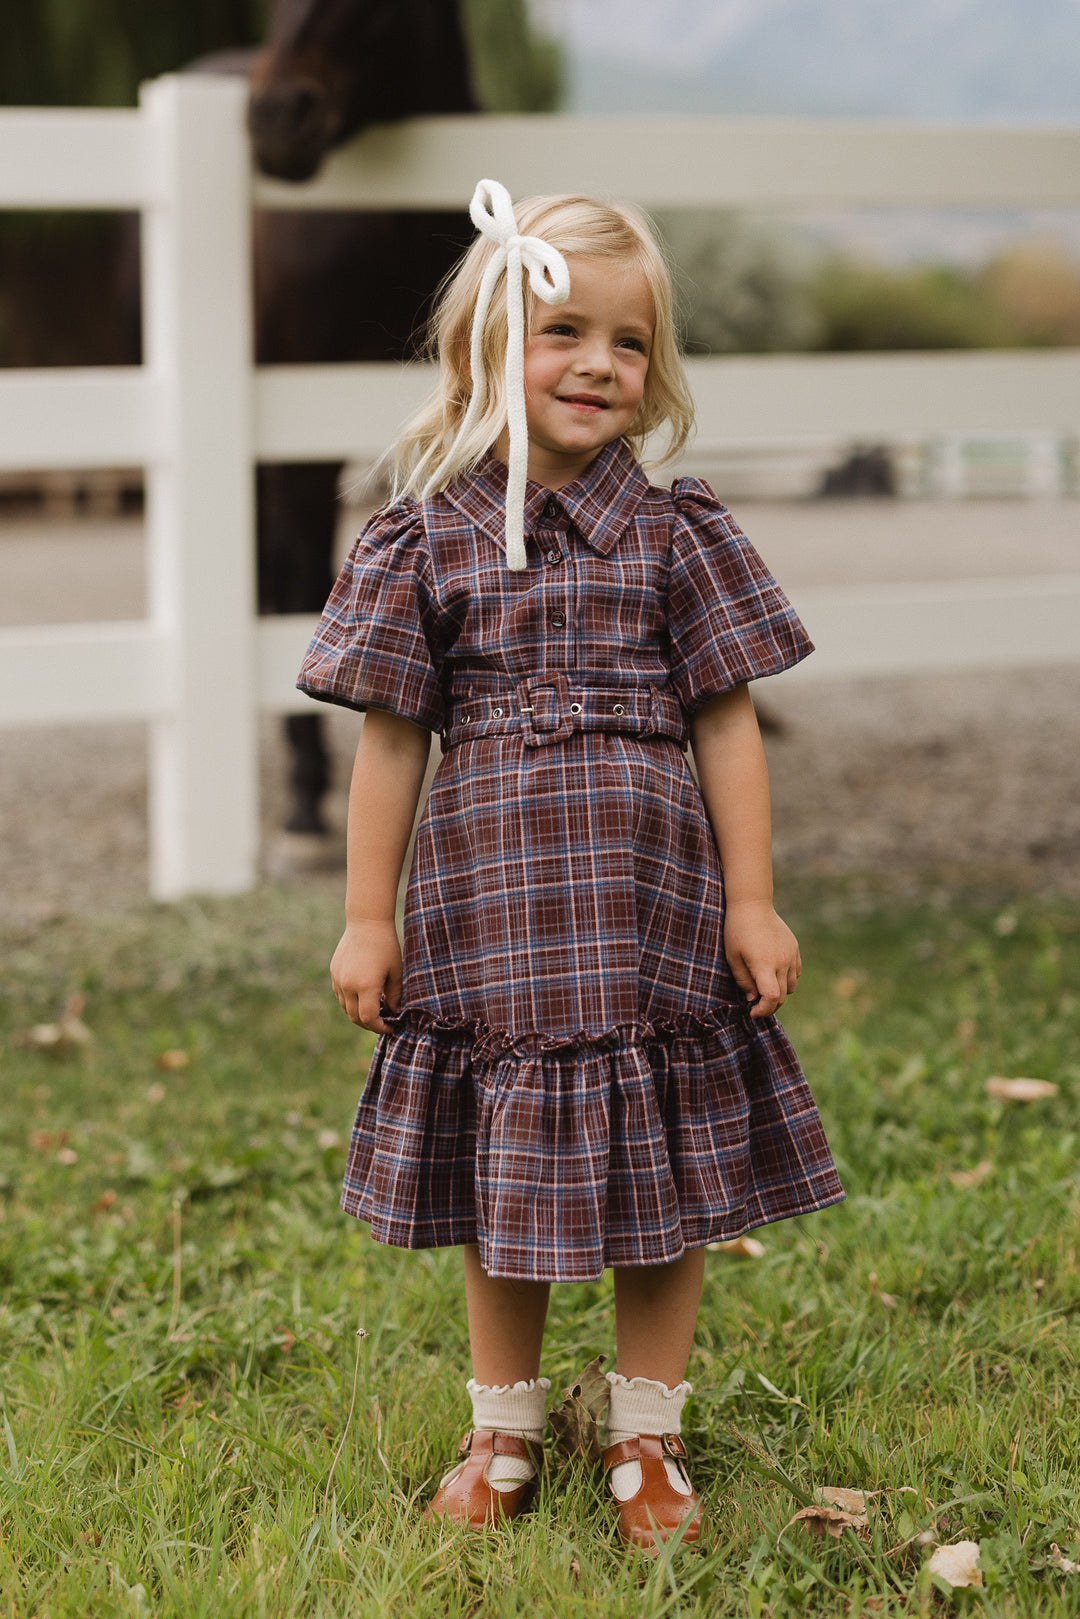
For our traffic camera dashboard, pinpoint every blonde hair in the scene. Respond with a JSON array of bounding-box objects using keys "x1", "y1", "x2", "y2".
[{"x1": 390, "y1": 194, "x2": 696, "y2": 500}]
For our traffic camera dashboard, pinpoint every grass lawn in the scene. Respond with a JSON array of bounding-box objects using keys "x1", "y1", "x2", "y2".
[{"x1": 1, "y1": 875, "x2": 1078, "y2": 1616}]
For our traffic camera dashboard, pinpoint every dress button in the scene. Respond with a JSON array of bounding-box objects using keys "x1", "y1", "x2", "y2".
[
  {"x1": 549, "y1": 610, "x2": 567, "y2": 628},
  {"x1": 543, "y1": 498, "x2": 559, "y2": 521},
  {"x1": 546, "y1": 549, "x2": 561, "y2": 565}
]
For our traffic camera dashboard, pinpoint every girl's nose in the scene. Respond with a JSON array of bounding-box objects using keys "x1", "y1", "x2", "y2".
[{"x1": 574, "y1": 340, "x2": 614, "y2": 377}]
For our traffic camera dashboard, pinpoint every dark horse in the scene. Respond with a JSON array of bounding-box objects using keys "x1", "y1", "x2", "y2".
[{"x1": 246, "y1": 0, "x2": 476, "y2": 833}]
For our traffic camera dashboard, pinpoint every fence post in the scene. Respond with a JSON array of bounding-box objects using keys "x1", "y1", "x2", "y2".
[{"x1": 139, "y1": 75, "x2": 258, "y2": 899}]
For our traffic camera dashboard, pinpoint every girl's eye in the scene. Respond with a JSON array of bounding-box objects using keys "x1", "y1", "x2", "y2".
[
  {"x1": 617, "y1": 337, "x2": 648, "y2": 354},
  {"x1": 544, "y1": 323, "x2": 575, "y2": 337}
]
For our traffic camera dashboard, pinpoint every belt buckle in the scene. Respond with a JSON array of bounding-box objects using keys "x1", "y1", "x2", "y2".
[{"x1": 516, "y1": 672, "x2": 573, "y2": 746}]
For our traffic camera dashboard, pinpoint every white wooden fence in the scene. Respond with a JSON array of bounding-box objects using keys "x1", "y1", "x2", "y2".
[{"x1": 0, "y1": 77, "x2": 1078, "y2": 897}]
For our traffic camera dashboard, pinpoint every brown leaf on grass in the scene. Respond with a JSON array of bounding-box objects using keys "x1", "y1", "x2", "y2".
[
  {"x1": 547, "y1": 1355, "x2": 609, "y2": 1465},
  {"x1": 787, "y1": 1486, "x2": 871, "y2": 1541},
  {"x1": 1048, "y1": 1544, "x2": 1080, "y2": 1576},
  {"x1": 928, "y1": 1541, "x2": 983, "y2": 1588},
  {"x1": 91, "y1": 1189, "x2": 118, "y2": 1213},
  {"x1": 57, "y1": 1148, "x2": 78, "y2": 1166},
  {"x1": 707, "y1": 1235, "x2": 765, "y2": 1258},
  {"x1": 29, "y1": 1130, "x2": 70, "y2": 1152},
  {"x1": 985, "y1": 1076, "x2": 1058, "y2": 1102},
  {"x1": 21, "y1": 994, "x2": 92, "y2": 1053},
  {"x1": 157, "y1": 1049, "x2": 190, "y2": 1071},
  {"x1": 949, "y1": 1160, "x2": 993, "y2": 1188}
]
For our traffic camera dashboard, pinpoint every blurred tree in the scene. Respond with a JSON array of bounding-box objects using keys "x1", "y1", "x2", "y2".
[
  {"x1": 978, "y1": 241, "x2": 1080, "y2": 346},
  {"x1": 0, "y1": 0, "x2": 270, "y2": 106},
  {"x1": 462, "y1": 0, "x2": 563, "y2": 112},
  {"x1": 654, "y1": 211, "x2": 822, "y2": 353},
  {"x1": 811, "y1": 258, "x2": 1021, "y2": 351}
]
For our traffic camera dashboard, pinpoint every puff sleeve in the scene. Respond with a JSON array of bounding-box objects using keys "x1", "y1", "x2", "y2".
[
  {"x1": 296, "y1": 500, "x2": 444, "y2": 732},
  {"x1": 666, "y1": 478, "x2": 813, "y2": 712}
]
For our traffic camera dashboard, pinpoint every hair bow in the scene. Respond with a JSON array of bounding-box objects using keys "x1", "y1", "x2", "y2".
[{"x1": 461, "y1": 179, "x2": 571, "y2": 571}]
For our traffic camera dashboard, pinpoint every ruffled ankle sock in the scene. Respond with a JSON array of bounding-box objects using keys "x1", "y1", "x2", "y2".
[
  {"x1": 438, "y1": 1376, "x2": 550, "y2": 1493},
  {"x1": 605, "y1": 1373, "x2": 694, "y2": 1502}
]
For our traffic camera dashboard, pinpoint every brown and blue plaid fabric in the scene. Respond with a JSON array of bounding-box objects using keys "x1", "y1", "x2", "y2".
[{"x1": 299, "y1": 439, "x2": 843, "y2": 1281}]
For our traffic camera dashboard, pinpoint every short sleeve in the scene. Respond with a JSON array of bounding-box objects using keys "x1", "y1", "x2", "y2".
[
  {"x1": 666, "y1": 478, "x2": 813, "y2": 712},
  {"x1": 296, "y1": 501, "x2": 444, "y2": 732}
]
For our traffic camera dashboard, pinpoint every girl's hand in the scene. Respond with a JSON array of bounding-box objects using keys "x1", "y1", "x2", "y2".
[
  {"x1": 723, "y1": 899, "x2": 802, "y2": 1019},
  {"x1": 330, "y1": 919, "x2": 403, "y2": 1033}
]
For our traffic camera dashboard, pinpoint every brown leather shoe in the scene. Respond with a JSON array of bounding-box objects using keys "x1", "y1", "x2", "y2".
[
  {"x1": 423, "y1": 1430, "x2": 540, "y2": 1528},
  {"x1": 603, "y1": 1433, "x2": 706, "y2": 1554}
]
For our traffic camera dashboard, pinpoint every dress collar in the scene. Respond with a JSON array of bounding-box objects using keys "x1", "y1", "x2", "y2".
[{"x1": 442, "y1": 438, "x2": 650, "y2": 559}]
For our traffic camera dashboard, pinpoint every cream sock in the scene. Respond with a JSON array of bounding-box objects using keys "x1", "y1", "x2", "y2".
[
  {"x1": 439, "y1": 1377, "x2": 550, "y2": 1493},
  {"x1": 605, "y1": 1373, "x2": 694, "y2": 1503}
]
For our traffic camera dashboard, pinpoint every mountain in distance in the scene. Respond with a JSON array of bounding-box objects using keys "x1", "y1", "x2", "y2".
[{"x1": 557, "y1": 0, "x2": 1080, "y2": 120}]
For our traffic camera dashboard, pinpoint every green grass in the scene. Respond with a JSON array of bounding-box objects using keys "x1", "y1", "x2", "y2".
[{"x1": 1, "y1": 877, "x2": 1079, "y2": 1616}]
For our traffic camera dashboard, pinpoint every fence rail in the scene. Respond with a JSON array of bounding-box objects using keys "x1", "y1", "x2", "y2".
[{"x1": 1, "y1": 79, "x2": 1078, "y2": 897}]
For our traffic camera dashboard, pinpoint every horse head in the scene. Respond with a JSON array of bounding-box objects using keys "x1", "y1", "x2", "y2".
[{"x1": 248, "y1": 0, "x2": 476, "y2": 181}]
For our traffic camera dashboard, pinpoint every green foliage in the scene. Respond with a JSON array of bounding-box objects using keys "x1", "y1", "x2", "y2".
[
  {"x1": 811, "y1": 255, "x2": 1024, "y2": 351},
  {"x1": 0, "y1": 0, "x2": 271, "y2": 108},
  {"x1": 1, "y1": 879, "x2": 1079, "y2": 1613},
  {"x1": 656, "y1": 211, "x2": 822, "y2": 354},
  {"x1": 461, "y1": 0, "x2": 563, "y2": 112}
]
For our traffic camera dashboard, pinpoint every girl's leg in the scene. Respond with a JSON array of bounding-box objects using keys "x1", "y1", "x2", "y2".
[
  {"x1": 425, "y1": 1245, "x2": 550, "y2": 1524},
  {"x1": 612, "y1": 1247, "x2": 705, "y2": 1383},
  {"x1": 605, "y1": 1249, "x2": 708, "y2": 1549},
  {"x1": 463, "y1": 1242, "x2": 550, "y2": 1382}
]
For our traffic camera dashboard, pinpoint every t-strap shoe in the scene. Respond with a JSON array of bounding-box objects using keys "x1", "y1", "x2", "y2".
[
  {"x1": 602, "y1": 1433, "x2": 706, "y2": 1554},
  {"x1": 423, "y1": 1430, "x2": 541, "y2": 1528}
]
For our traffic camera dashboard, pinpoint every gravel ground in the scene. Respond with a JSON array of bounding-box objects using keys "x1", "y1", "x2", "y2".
[{"x1": 2, "y1": 500, "x2": 1079, "y2": 925}]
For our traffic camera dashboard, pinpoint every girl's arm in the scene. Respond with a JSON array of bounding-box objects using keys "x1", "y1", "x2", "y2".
[
  {"x1": 330, "y1": 707, "x2": 432, "y2": 1033},
  {"x1": 689, "y1": 684, "x2": 801, "y2": 1019}
]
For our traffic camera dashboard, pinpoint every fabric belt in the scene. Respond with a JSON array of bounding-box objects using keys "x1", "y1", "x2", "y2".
[{"x1": 442, "y1": 674, "x2": 688, "y2": 750}]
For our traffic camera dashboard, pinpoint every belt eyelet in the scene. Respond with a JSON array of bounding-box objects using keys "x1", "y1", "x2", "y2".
[
  {"x1": 492, "y1": 707, "x2": 503, "y2": 718},
  {"x1": 569, "y1": 703, "x2": 582, "y2": 715},
  {"x1": 612, "y1": 703, "x2": 625, "y2": 716}
]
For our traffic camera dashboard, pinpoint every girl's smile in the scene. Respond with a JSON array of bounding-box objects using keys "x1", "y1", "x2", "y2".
[{"x1": 495, "y1": 255, "x2": 655, "y2": 489}]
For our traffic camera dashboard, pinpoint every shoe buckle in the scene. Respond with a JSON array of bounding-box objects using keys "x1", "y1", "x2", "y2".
[{"x1": 662, "y1": 1433, "x2": 688, "y2": 1459}]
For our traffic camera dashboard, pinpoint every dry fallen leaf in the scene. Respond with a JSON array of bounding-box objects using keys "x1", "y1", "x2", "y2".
[
  {"x1": 787, "y1": 1486, "x2": 871, "y2": 1541},
  {"x1": 57, "y1": 1148, "x2": 79, "y2": 1166},
  {"x1": 91, "y1": 1189, "x2": 118, "y2": 1213},
  {"x1": 707, "y1": 1235, "x2": 765, "y2": 1258},
  {"x1": 146, "y1": 1083, "x2": 167, "y2": 1104},
  {"x1": 985, "y1": 1076, "x2": 1059, "y2": 1102},
  {"x1": 547, "y1": 1355, "x2": 609, "y2": 1465},
  {"x1": 29, "y1": 1130, "x2": 70, "y2": 1152},
  {"x1": 949, "y1": 1160, "x2": 993, "y2": 1188},
  {"x1": 928, "y1": 1541, "x2": 983, "y2": 1588},
  {"x1": 157, "y1": 1049, "x2": 190, "y2": 1071},
  {"x1": 22, "y1": 994, "x2": 92, "y2": 1053},
  {"x1": 1048, "y1": 1544, "x2": 1080, "y2": 1576}
]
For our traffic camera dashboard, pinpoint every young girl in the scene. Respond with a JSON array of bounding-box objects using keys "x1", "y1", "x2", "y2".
[{"x1": 298, "y1": 180, "x2": 843, "y2": 1551}]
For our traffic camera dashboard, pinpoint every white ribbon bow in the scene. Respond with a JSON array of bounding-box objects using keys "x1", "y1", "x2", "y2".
[{"x1": 459, "y1": 179, "x2": 571, "y2": 571}]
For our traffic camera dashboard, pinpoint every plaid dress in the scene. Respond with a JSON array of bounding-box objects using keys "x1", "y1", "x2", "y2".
[{"x1": 298, "y1": 439, "x2": 843, "y2": 1281}]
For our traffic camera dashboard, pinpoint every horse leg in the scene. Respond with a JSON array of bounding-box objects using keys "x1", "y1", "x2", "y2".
[{"x1": 257, "y1": 461, "x2": 342, "y2": 834}]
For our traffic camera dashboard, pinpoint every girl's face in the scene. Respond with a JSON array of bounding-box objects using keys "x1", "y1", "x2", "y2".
[{"x1": 504, "y1": 254, "x2": 654, "y2": 489}]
